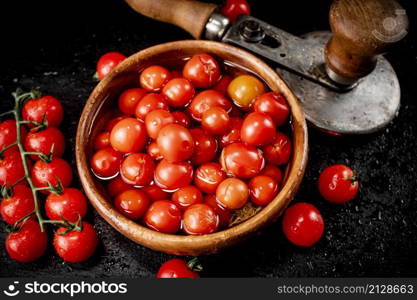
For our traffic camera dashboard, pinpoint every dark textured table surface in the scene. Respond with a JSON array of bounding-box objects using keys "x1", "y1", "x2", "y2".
[{"x1": 0, "y1": 0, "x2": 416, "y2": 278}]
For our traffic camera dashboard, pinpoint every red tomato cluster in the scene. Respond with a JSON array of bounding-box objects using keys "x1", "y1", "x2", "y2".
[
  {"x1": 0, "y1": 95, "x2": 98, "y2": 263},
  {"x1": 91, "y1": 53, "x2": 292, "y2": 236}
]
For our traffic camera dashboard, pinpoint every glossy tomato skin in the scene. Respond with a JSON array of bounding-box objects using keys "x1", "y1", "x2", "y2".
[
  {"x1": 263, "y1": 132, "x2": 292, "y2": 165},
  {"x1": 162, "y1": 78, "x2": 195, "y2": 107},
  {"x1": 22, "y1": 95, "x2": 64, "y2": 128},
  {"x1": 172, "y1": 185, "x2": 203, "y2": 210},
  {"x1": 147, "y1": 142, "x2": 163, "y2": 161},
  {"x1": 114, "y1": 189, "x2": 150, "y2": 220},
  {"x1": 54, "y1": 221, "x2": 99, "y2": 263},
  {"x1": 105, "y1": 116, "x2": 127, "y2": 132},
  {"x1": 260, "y1": 165, "x2": 283, "y2": 185},
  {"x1": 145, "y1": 110, "x2": 175, "y2": 139},
  {"x1": 140, "y1": 65, "x2": 171, "y2": 92},
  {"x1": 96, "y1": 52, "x2": 126, "y2": 80},
  {"x1": 45, "y1": 188, "x2": 87, "y2": 222},
  {"x1": 110, "y1": 118, "x2": 148, "y2": 153},
  {"x1": 144, "y1": 200, "x2": 182, "y2": 234},
  {"x1": 1, "y1": 185, "x2": 34, "y2": 224},
  {"x1": 142, "y1": 184, "x2": 170, "y2": 202},
  {"x1": 282, "y1": 203, "x2": 324, "y2": 247},
  {"x1": 120, "y1": 153, "x2": 155, "y2": 186},
  {"x1": 219, "y1": 117, "x2": 242, "y2": 147},
  {"x1": 241, "y1": 112, "x2": 276, "y2": 147},
  {"x1": 6, "y1": 220, "x2": 48, "y2": 262},
  {"x1": 118, "y1": 88, "x2": 147, "y2": 115},
  {"x1": 94, "y1": 131, "x2": 110, "y2": 151},
  {"x1": 213, "y1": 75, "x2": 232, "y2": 95},
  {"x1": 204, "y1": 195, "x2": 232, "y2": 228},
  {"x1": 172, "y1": 111, "x2": 191, "y2": 128},
  {"x1": 134, "y1": 93, "x2": 169, "y2": 121},
  {"x1": 188, "y1": 90, "x2": 232, "y2": 121},
  {"x1": 220, "y1": 143, "x2": 265, "y2": 179},
  {"x1": 32, "y1": 158, "x2": 73, "y2": 193},
  {"x1": 0, "y1": 151, "x2": 28, "y2": 188},
  {"x1": 216, "y1": 178, "x2": 249, "y2": 210},
  {"x1": 194, "y1": 162, "x2": 226, "y2": 194},
  {"x1": 157, "y1": 258, "x2": 200, "y2": 278},
  {"x1": 201, "y1": 107, "x2": 230, "y2": 136},
  {"x1": 253, "y1": 92, "x2": 290, "y2": 126},
  {"x1": 183, "y1": 54, "x2": 221, "y2": 88},
  {"x1": 221, "y1": 0, "x2": 251, "y2": 22},
  {"x1": 156, "y1": 124, "x2": 194, "y2": 163},
  {"x1": 107, "y1": 176, "x2": 131, "y2": 197},
  {"x1": 249, "y1": 175, "x2": 279, "y2": 206},
  {"x1": 190, "y1": 128, "x2": 218, "y2": 165},
  {"x1": 0, "y1": 120, "x2": 27, "y2": 154},
  {"x1": 91, "y1": 147, "x2": 122, "y2": 179},
  {"x1": 227, "y1": 75, "x2": 265, "y2": 108},
  {"x1": 183, "y1": 204, "x2": 219, "y2": 235},
  {"x1": 24, "y1": 127, "x2": 66, "y2": 160},
  {"x1": 318, "y1": 164, "x2": 359, "y2": 203},
  {"x1": 154, "y1": 159, "x2": 193, "y2": 191}
]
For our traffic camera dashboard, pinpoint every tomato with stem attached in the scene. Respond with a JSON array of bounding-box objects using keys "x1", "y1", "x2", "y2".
[
  {"x1": 91, "y1": 147, "x2": 122, "y2": 179},
  {"x1": 157, "y1": 258, "x2": 201, "y2": 278},
  {"x1": 183, "y1": 204, "x2": 219, "y2": 235},
  {"x1": 183, "y1": 54, "x2": 221, "y2": 88},
  {"x1": 96, "y1": 52, "x2": 126, "y2": 80},
  {"x1": 32, "y1": 157, "x2": 73, "y2": 193},
  {"x1": 0, "y1": 120, "x2": 27, "y2": 155},
  {"x1": 0, "y1": 151, "x2": 29, "y2": 188},
  {"x1": 110, "y1": 118, "x2": 148, "y2": 153},
  {"x1": 318, "y1": 164, "x2": 359, "y2": 203},
  {"x1": 22, "y1": 95, "x2": 64, "y2": 128},
  {"x1": 45, "y1": 188, "x2": 87, "y2": 222},
  {"x1": 140, "y1": 65, "x2": 171, "y2": 92},
  {"x1": 144, "y1": 200, "x2": 182, "y2": 234},
  {"x1": 114, "y1": 189, "x2": 150, "y2": 220},
  {"x1": 24, "y1": 127, "x2": 66, "y2": 160},
  {"x1": 1, "y1": 185, "x2": 35, "y2": 225}
]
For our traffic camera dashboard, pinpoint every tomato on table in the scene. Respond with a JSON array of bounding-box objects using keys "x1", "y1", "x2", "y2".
[
  {"x1": 91, "y1": 147, "x2": 122, "y2": 179},
  {"x1": 253, "y1": 92, "x2": 290, "y2": 126},
  {"x1": 144, "y1": 200, "x2": 182, "y2": 234},
  {"x1": 190, "y1": 128, "x2": 218, "y2": 165},
  {"x1": 114, "y1": 189, "x2": 150, "y2": 220},
  {"x1": 162, "y1": 78, "x2": 195, "y2": 107},
  {"x1": 157, "y1": 258, "x2": 200, "y2": 278},
  {"x1": 0, "y1": 185, "x2": 35, "y2": 225},
  {"x1": 118, "y1": 88, "x2": 147, "y2": 116},
  {"x1": 216, "y1": 178, "x2": 249, "y2": 210},
  {"x1": 227, "y1": 75, "x2": 265, "y2": 108},
  {"x1": 221, "y1": 0, "x2": 251, "y2": 23},
  {"x1": 183, "y1": 204, "x2": 219, "y2": 235},
  {"x1": 156, "y1": 124, "x2": 194, "y2": 163},
  {"x1": 172, "y1": 185, "x2": 203, "y2": 210},
  {"x1": 96, "y1": 52, "x2": 126, "y2": 80},
  {"x1": 24, "y1": 127, "x2": 66, "y2": 160},
  {"x1": 110, "y1": 118, "x2": 148, "y2": 153},
  {"x1": 134, "y1": 93, "x2": 169, "y2": 121},
  {"x1": 220, "y1": 143, "x2": 264, "y2": 179},
  {"x1": 183, "y1": 54, "x2": 221, "y2": 88},
  {"x1": 22, "y1": 95, "x2": 64, "y2": 128},
  {"x1": 0, "y1": 120, "x2": 27, "y2": 155},
  {"x1": 263, "y1": 132, "x2": 292, "y2": 165},
  {"x1": 318, "y1": 164, "x2": 359, "y2": 203},
  {"x1": 193, "y1": 162, "x2": 226, "y2": 194},
  {"x1": 0, "y1": 151, "x2": 29, "y2": 188},
  {"x1": 240, "y1": 112, "x2": 276, "y2": 147},
  {"x1": 45, "y1": 188, "x2": 88, "y2": 222},
  {"x1": 120, "y1": 153, "x2": 155, "y2": 186},
  {"x1": 140, "y1": 65, "x2": 171, "y2": 92},
  {"x1": 154, "y1": 159, "x2": 193, "y2": 191},
  {"x1": 32, "y1": 157, "x2": 73, "y2": 193}
]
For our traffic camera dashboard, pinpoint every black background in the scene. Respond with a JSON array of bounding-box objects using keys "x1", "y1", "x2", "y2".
[{"x1": 0, "y1": 0, "x2": 416, "y2": 278}]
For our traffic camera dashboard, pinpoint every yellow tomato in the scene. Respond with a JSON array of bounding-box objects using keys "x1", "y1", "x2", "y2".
[{"x1": 227, "y1": 75, "x2": 266, "y2": 108}]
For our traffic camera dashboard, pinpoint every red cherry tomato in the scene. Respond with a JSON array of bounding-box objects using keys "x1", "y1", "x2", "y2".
[
  {"x1": 53, "y1": 221, "x2": 99, "y2": 263},
  {"x1": 162, "y1": 78, "x2": 195, "y2": 107},
  {"x1": 22, "y1": 95, "x2": 64, "y2": 128},
  {"x1": 120, "y1": 153, "x2": 155, "y2": 186},
  {"x1": 107, "y1": 176, "x2": 131, "y2": 197},
  {"x1": 142, "y1": 184, "x2": 170, "y2": 202},
  {"x1": 140, "y1": 65, "x2": 171, "y2": 92},
  {"x1": 147, "y1": 141, "x2": 163, "y2": 160},
  {"x1": 220, "y1": 143, "x2": 264, "y2": 178},
  {"x1": 263, "y1": 132, "x2": 292, "y2": 165},
  {"x1": 170, "y1": 70, "x2": 182, "y2": 78},
  {"x1": 145, "y1": 109, "x2": 175, "y2": 139},
  {"x1": 216, "y1": 178, "x2": 249, "y2": 210},
  {"x1": 188, "y1": 90, "x2": 232, "y2": 121},
  {"x1": 241, "y1": 112, "x2": 276, "y2": 147},
  {"x1": 172, "y1": 111, "x2": 191, "y2": 128},
  {"x1": 249, "y1": 175, "x2": 279, "y2": 206},
  {"x1": 282, "y1": 203, "x2": 324, "y2": 247},
  {"x1": 105, "y1": 116, "x2": 127, "y2": 132},
  {"x1": 318, "y1": 164, "x2": 359, "y2": 203},
  {"x1": 213, "y1": 75, "x2": 233, "y2": 95},
  {"x1": 24, "y1": 127, "x2": 66, "y2": 160},
  {"x1": 0, "y1": 185, "x2": 34, "y2": 224},
  {"x1": 6, "y1": 220, "x2": 48, "y2": 262},
  {"x1": 110, "y1": 118, "x2": 148, "y2": 153},
  {"x1": 154, "y1": 159, "x2": 193, "y2": 191},
  {"x1": 253, "y1": 92, "x2": 290, "y2": 126},
  {"x1": 118, "y1": 88, "x2": 147, "y2": 115},
  {"x1": 94, "y1": 131, "x2": 110, "y2": 151},
  {"x1": 91, "y1": 147, "x2": 122, "y2": 179},
  {"x1": 0, "y1": 151, "x2": 29, "y2": 188},
  {"x1": 157, "y1": 258, "x2": 200, "y2": 278},
  {"x1": 96, "y1": 52, "x2": 126, "y2": 80},
  {"x1": 259, "y1": 165, "x2": 283, "y2": 185},
  {"x1": 183, "y1": 204, "x2": 219, "y2": 235},
  {"x1": 156, "y1": 124, "x2": 194, "y2": 163},
  {"x1": 134, "y1": 93, "x2": 169, "y2": 121},
  {"x1": 0, "y1": 120, "x2": 27, "y2": 155},
  {"x1": 183, "y1": 54, "x2": 221, "y2": 88},
  {"x1": 45, "y1": 188, "x2": 87, "y2": 222},
  {"x1": 219, "y1": 117, "x2": 242, "y2": 147},
  {"x1": 114, "y1": 189, "x2": 150, "y2": 220},
  {"x1": 32, "y1": 158, "x2": 73, "y2": 193},
  {"x1": 201, "y1": 107, "x2": 230, "y2": 135},
  {"x1": 194, "y1": 162, "x2": 226, "y2": 194},
  {"x1": 227, "y1": 75, "x2": 265, "y2": 108},
  {"x1": 221, "y1": 0, "x2": 251, "y2": 23},
  {"x1": 204, "y1": 195, "x2": 232, "y2": 228},
  {"x1": 144, "y1": 200, "x2": 182, "y2": 234},
  {"x1": 172, "y1": 185, "x2": 203, "y2": 210},
  {"x1": 190, "y1": 128, "x2": 218, "y2": 165}
]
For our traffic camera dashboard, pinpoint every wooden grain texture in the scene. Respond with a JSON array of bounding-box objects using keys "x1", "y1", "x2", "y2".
[
  {"x1": 76, "y1": 40, "x2": 308, "y2": 256},
  {"x1": 124, "y1": 0, "x2": 217, "y2": 39},
  {"x1": 325, "y1": 0, "x2": 408, "y2": 80}
]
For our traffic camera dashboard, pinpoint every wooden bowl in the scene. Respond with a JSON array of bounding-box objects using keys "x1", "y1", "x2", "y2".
[{"x1": 76, "y1": 40, "x2": 308, "y2": 256}]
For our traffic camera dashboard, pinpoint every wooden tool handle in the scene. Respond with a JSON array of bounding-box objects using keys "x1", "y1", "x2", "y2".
[
  {"x1": 325, "y1": 0, "x2": 408, "y2": 81},
  {"x1": 124, "y1": 0, "x2": 218, "y2": 39}
]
